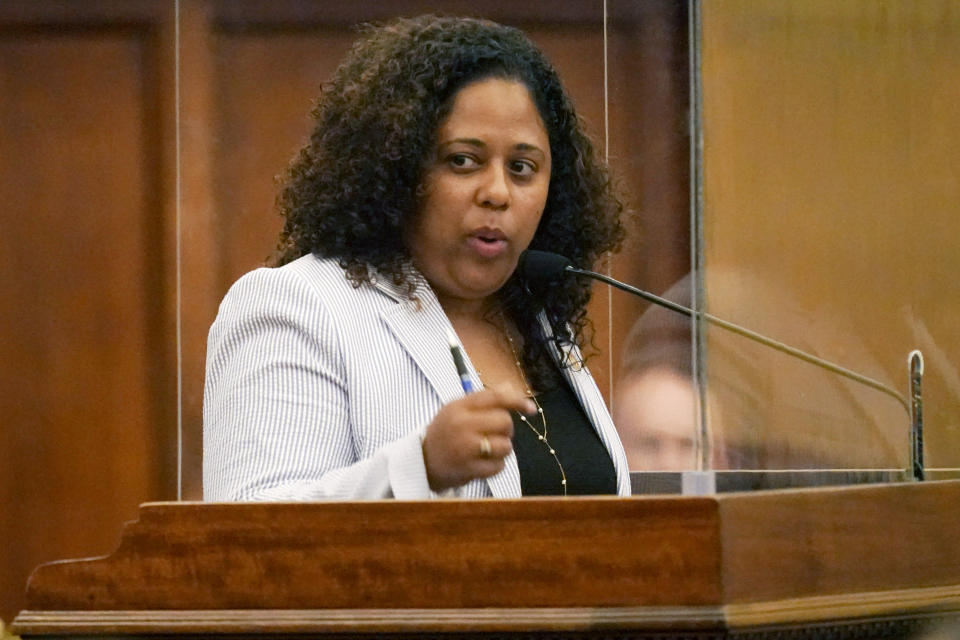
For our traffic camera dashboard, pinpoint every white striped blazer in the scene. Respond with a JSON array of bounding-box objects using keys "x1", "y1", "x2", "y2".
[{"x1": 203, "y1": 254, "x2": 631, "y2": 500}]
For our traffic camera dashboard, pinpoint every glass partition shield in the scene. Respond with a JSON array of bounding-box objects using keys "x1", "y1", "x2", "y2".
[
  {"x1": 177, "y1": 0, "x2": 958, "y2": 495},
  {"x1": 696, "y1": 0, "x2": 960, "y2": 478},
  {"x1": 606, "y1": 2, "x2": 696, "y2": 476},
  {"x1": 174, "y1": 1, "x2": 650, "y2": 499}
]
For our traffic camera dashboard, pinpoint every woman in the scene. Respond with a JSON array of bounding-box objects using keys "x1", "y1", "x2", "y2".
[{"x1": 203, "y1": 15, "x2": 630, "y2": 500}]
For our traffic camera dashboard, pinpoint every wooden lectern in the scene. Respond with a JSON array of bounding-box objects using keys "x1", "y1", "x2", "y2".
[{"x1": 13, "y1": 481, "x2": 960, "y2": 639}]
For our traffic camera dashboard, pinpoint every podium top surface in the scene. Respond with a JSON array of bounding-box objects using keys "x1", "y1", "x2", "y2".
[{"x1": 14, "y1": 481, "x2": 960, "y2": 635}]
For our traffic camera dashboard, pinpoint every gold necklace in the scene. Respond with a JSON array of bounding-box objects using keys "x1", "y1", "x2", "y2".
[{"x1": 501, "y1": 324, "x2": 568, "y2": 496}]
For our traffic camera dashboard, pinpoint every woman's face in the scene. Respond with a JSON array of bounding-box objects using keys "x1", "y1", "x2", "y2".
[{"x1": 407, "y1": 77, "x2": 551, "y2": 308}]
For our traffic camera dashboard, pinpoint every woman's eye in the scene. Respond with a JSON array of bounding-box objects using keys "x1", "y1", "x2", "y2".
[
  {"x1": 510, "y1": 160, "x2": 537, "y2": 177},
  {"x1": 448, "y1": 154, "x2": 479, "y2": 170}
]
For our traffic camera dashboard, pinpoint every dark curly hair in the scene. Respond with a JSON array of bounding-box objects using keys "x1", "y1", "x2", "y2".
[{"x1": 273, "y1": 15, "x2": 624, "y2": 389}]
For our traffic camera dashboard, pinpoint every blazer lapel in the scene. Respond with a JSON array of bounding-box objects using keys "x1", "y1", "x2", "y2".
[
  {"x1": 375, "y1": 277, "x2": 463, "y2": 406},
  {"x1": 372, "y1": 273, "x2": 522, "y2": 498},
  {"x1": 539, "y1": 314, "x2": 632, "y2": 496}
]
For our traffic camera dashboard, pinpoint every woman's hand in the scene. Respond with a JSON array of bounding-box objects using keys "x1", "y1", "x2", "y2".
[{"x1": 421, "y1": 387, "x2": 536, "y2": 491}]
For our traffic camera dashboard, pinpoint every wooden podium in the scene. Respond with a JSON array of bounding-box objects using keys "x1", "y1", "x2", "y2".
[{"x1": 13, "y1": 481, "x2": 960, "y2": 639}]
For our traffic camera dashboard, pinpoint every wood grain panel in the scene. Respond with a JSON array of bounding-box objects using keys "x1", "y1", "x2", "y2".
[
  {"x1": 175, "y1": 0, "x2": 221, "y2": 502},
  {"x1": 13, "y1": 483, "x2": 960, "y2": 636},
  {"x1": 23, "y1": 498, "x2": 722, "y2": 610},
  {"x1": 212, "y1": 30, "x2": 357, "y2": 293},
  {"x1": 0, "y1": 9, "x2": 176, "y2": 622},
  {"x1": 719, "y1": 481, "x2": 960, "y2": 604}
]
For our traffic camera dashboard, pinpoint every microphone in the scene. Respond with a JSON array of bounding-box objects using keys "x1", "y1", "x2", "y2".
[
  {"x1": 518, "y1": 250, "x2": 922, "y2": 479},
  {"x1": 518, "y1": 250, "x2": 573, "y2": 278},
  {"x1": 519, "y1": 250, "x2": 702, "y2": 320}
]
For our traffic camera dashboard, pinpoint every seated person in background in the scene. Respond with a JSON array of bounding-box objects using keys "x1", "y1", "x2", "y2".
[
  {"x1": 612, "y1": 275, "x2": 713, "y2": 471},
  {"x1": 203, "y1": 15, "x2": 632, "y2": 501},
  {"x1": 615, "y1": 366, "x2": 701, "y2": 471}
]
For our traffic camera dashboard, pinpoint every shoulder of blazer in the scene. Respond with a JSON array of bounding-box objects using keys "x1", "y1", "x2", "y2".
[{"x1": 283, "y1": 253, "x2": 433, "y2": 308}]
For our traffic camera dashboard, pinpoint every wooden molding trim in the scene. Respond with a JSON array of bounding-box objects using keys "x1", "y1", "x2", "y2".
[
  {"x1": 725, "y1": 583, "x2": 960, "y2": 628},
  {"x1": 0, "y1": 1, "x2": 169, "y2": 24},
  {"x1": 211, "y1": 0, "x2": 608, "y2": 29},
  {"x1": 16, "y1": 585, "x2": 960, "y2": 636},
  {"x1": 13, "y1": 606, "x2": 725, "y2": 635}
]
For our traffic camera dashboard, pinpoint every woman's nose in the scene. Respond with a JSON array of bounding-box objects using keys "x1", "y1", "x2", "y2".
[{"x1": 476, "y1": 164, "x2": 510, "y2": 210}]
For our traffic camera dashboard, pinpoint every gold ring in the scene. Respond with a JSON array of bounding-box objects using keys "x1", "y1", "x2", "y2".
[{"x1": 479, "y1": 435, "x2": 492, "y2": 458}]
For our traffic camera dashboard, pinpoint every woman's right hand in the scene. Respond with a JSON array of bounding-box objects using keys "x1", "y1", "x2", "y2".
[{"x1": 421, "y1": 387, "x2": 536, "y2": 491}]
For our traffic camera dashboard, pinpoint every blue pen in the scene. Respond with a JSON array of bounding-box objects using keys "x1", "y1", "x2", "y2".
[{"x1": 446, "y1": 328, "x2": 475, "y2": 393}]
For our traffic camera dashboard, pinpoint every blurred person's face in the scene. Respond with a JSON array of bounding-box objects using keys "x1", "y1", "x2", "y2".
[
  {"x1": 614, "y1": 369, "x2": 700, "y2": 470},
  {"x1": 408, "y1": 77, "x2": 551, "y2": 307}
]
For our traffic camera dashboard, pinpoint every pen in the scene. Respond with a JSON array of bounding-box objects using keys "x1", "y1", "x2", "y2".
[{"x1": 446, "y1": 328, "x2": 475, "y2": 393}]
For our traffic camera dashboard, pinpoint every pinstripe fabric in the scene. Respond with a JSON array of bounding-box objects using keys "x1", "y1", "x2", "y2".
[{"x1": 203, "y1": 254, "x2": 630, "y2": 501}]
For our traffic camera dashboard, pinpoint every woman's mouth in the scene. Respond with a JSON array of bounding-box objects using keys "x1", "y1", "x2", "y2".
[{"x1": 466, "y1": 228, "x2": 508, "y2": 258}]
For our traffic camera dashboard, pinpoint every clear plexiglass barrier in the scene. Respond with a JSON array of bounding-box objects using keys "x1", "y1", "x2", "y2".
[
  {"x1": 692, "y1": 1, "x2": 959, "y2": 485},
  {"x1": 174, "y1": 1, "x2": 959, "y2": 497},
  {"x1": 620, "y1": 1, "x2": 959, "y2": 493}
]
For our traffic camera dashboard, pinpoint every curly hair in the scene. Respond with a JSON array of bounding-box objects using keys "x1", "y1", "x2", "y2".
[{"x1": 273, "y1": 15, "x2": 624, "y2": 389}]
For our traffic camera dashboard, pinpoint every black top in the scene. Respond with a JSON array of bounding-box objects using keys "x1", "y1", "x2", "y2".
[{"x1": 511, "y1": 378, "x2": 618, "y2": 496}]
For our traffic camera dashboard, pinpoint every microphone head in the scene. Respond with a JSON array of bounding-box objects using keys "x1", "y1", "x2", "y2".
[{"x1": 517, "y1": 250, "x2": 573, "y2": 282}]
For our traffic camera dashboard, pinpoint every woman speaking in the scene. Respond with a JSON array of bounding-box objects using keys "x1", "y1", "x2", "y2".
[{"x1": 203, "y1": 15, "x2": 630, "y2": 500}]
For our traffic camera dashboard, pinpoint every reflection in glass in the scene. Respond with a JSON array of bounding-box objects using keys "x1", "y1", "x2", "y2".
[
  {"x1": 617, "y1": 0, "x2": 960, "y2": 487},
  {"x1": 698, "y1": 0, "x2": 960, "y2": 475}
]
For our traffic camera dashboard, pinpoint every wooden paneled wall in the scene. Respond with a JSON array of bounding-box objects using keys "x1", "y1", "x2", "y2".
[
  {"x1": 0, "y1": 0, "x2": 178, "y2": 626},
  {"x1": 0, "y1": 0, "x2": 690, "y2": 622}
]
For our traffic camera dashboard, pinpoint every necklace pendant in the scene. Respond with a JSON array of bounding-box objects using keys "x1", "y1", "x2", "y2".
[{"x1": 502, "y1": 314, "x2": 565, "y2": 496}]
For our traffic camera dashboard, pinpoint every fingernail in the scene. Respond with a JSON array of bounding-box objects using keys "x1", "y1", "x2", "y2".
[{"x1": 524, "y1": 399, "x2": 536, "y2": 415}]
